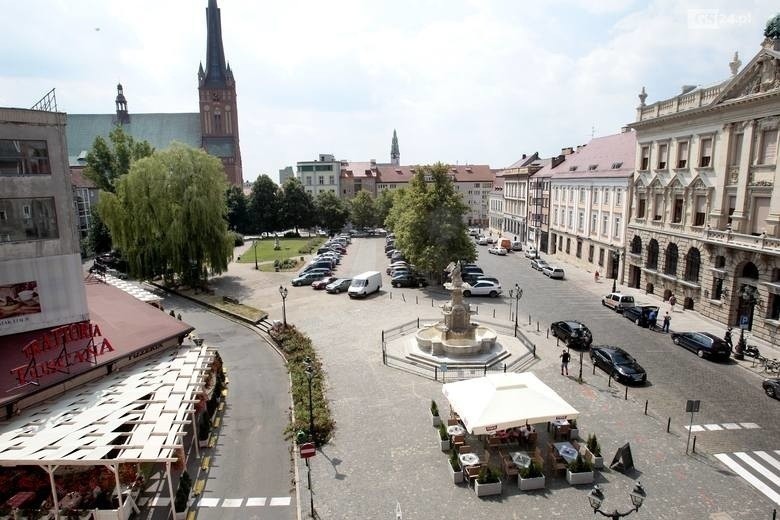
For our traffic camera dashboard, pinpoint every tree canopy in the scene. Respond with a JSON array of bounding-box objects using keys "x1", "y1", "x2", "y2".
[
  {"x1": 374, "y1": 189, "x2": 395, "y2": 228},
  {"x1": 225, "y1": 184, "x2": 249, "y2": 234},
  {"x1": 97, "y1": 144, "x2": 233, "y2": 287},
  {"x1": 83, "y1": 126, "x2": 154, "y2": 193},
  {"x1": 280, "y1": 178, "x2": 315, "y2": 233},
  {"x1": 247, "y1": 174, "x2": 282, "y2": 234},
  {"x1": 349, "y1": 191, "x2": 375, "y2": 230},
  {"x1": 315, "y1": 190, "x2": 349, "y2": 234},
  {"x1": 388, "y1": 163, "x2": 475, "y2": 279}
]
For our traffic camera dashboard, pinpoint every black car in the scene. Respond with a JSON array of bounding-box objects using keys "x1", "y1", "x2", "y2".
[
  {"x1": 670, "y1": 332, "x2": 732, "y2": 360},
  {"x1": 550, "y1": 320, "x2": 593, "y2": 349},
  {"x1": 622, "y1": 305, "x2": 660, "y2": 327},
  {"x1": 763, "y1": 378, "x2": 780, "y2": 399},
  {"x1": 590, "y1": 345, "x2": 648, "y2": 385},
  {"x1": 391, "y1": 273, "x2": 428, "y2": 288}
]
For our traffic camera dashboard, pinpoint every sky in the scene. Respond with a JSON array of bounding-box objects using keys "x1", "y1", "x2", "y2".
[{"x1": 1, "y1": 0, "x2": 777, "y2": 183}]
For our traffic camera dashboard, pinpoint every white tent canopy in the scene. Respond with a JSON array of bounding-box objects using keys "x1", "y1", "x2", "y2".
[{"x1": 442, "y1": 372, "x2": 579, "y2": 435}]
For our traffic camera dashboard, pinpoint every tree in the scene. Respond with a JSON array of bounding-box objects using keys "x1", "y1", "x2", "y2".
[
  {"x1": 247, "y1": 175, "x2": 282, "y2": 234},
  {"x1": 98, "y1": 144, "x2": 233, "y2": 287},
  {"x1": 374, "y1": 189, "x2": 395, "y2": 228},
  {"x1": 383, "y1": 188, "x2": 407, "y2": 232},
  {"x1": 349, "y1": 191, "x2": 375, "y2": 230},
  {"x1": 83, "y1": 126, "x2": 154, "y2": 193},
  {"x1": 280, "y1": 178, "x2": 314, "y2": 233},
  {"x1": 314, "y1": 191, "x2": 349, "y2": 234},
  {"x1": 388, "y1": 163, "x2": 475, "y2": 280},
  {"x1": 225, "y1": 185, "x2": 249, "y2": 233},
  {"x1": 87, "y1": 206, "x2": 112, "y2": 254}
]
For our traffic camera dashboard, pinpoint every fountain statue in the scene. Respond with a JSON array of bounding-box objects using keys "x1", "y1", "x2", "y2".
[{"x1": 415, "y1": 261, "x2": 497, "y2": 356}]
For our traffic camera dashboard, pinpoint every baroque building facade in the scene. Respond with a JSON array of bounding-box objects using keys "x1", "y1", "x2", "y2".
[{"x1": 627, "y1": 39, "x2": 780, "y2": 342}]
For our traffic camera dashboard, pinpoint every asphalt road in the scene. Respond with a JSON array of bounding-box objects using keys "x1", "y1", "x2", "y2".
[{"x1": 472, "y1": 246, "x2": 780, "y2": 455}]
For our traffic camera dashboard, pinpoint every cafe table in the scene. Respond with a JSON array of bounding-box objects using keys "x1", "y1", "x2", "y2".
[
  {"x1": 553, "y1": 441, "x2": 579, "y2": 464},
  {"x1": 458, "y1": 452, "x2": 480, "y2": 467},
  {"x1": 509, "y1": 451, "x2": 532, "y2": 469},
  {"x1": 447, "y1": 424, "x2": 466, "y2": 437}
]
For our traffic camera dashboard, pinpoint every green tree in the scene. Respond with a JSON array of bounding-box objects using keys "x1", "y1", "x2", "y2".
[
  {"x1": 83, "y1": 126, "x2": 154, "y2": 193},
  {"x1": 225, "y1": 184, "x2": 249, "y2": 233},
  {"x1": 87, "y1": 206, "x2": 112, "y2": 254},
  {"x1": 280, "y1": 178, "x2": 315, "y2": 233},
  {"x1": 247, "y1": 175, "x2": 282, "y2": 234},
  {"x1": 383, "y1": 188, "x2": 407, "y2": 232},
  {"x1": 315, "y1": 191, "x2": 349, "y2": 234},
  {"x1": 374, "y1": 189, "x2": 395, "y2": 228},
  {"x1": 388, "y1": 163, "x2": 475, "y2": 280},
  {"x1": 349, "y1": 191, "x2": 375, "y2": 230},
  {"x1": 98, "y1": 144, "x2": 233, "y2": 287}
]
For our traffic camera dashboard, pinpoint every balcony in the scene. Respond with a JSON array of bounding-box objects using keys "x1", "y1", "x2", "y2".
[{"x1": 702, "y1": 228, "x2": 780, "y2": 253}]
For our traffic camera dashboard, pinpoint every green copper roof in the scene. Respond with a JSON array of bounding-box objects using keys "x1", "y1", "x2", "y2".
[{"x1": 66, "y1": 113, "x2": 202, "y2": 166}]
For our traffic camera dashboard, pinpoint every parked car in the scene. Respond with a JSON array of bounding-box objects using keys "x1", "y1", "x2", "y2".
[
  {"x1": 390, "y1": 252, "x2": 406, "y2": 263},
  {"x1": 386, "y1": 261, "x2": 409, "y2": 274},
  {"x1": 475, "y1": 275, "x2": 500, "y2": 285},
  {"x1": 488, "y1": 246, "x2": 508, "y2": 255},
  {"x1": 550, "y1": 321, "x2": 593, "y2": 349},
  {"x1": 461, "y1": 280, "x2": 502, "y2": 298},
  {"x1": 530, "y1": 258, "x2": 549, "y2": 271},
  {"x1": 511, "y1": 240, "x2": 523, "y2": 251},
  {"x1": 325, "y1": 278, "x2": 352, "y2": 294},
  {"x1": 292, "y1": 271, "x2": 327, "y2": 286},
  {"x1": 541, "y1": 265, "x2": 565, "y2": 279},
  {"x1": 298, "y1": 267, "x2": 332, "y2": 279},
  {"x1": 763, "y1": 378, "x2": 780, "y2": 399},
  {"x1": 590, "y1": 345, "x2": 648, "y2": 385},
  {"x1": 602, "y1": 292, "x2": 635, "y2": 313},
  {"x1": 391, "y1": 273, "x2": 429, "y2": 288},
  {"x1": 670, "y1": 332, "x2": 732, "y2": 360},
  {"x1": 476, "y1": 236, "x2": 489, "y2": 245},
  {"x1": 311, "y1": 276, "x2": 338, "y2": 290},
  {"x1": 622, "y1": 304, "x2": 660, "y2": 327},
  {"x1": 525, "y1": 246, "x2": 538, "y2": 259},
  {"x1": 462, "y1": 272, "x2": 488, "y2": 285},
  {"x1": 390, "y1": 266, "x2": 413, "y2": 277}
]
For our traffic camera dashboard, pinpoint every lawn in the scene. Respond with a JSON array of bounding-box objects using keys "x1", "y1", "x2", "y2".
[{"x1": 237, "y1": 237, "x2": 325, "y2": 269}]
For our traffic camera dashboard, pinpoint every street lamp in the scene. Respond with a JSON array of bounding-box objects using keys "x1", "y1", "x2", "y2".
[
  {"x1": 279, "y1": 285, "x2": 288, "y2": 329},
  {"x1": 253, "y1": 239, "x2": 259, "y2": 270},
  {"x1": 734, "y1": 284, "x2": 759, "y2": 360},
  {"x1": 509, "y1": 284, "x2": 523, "y2": 330},
  {"x1": 587, "y1": 482, "x2": 647, "y2": 519}
]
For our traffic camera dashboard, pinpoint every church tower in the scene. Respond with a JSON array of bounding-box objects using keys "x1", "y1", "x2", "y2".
[
  {"x1": 114, "y1": 83, "x2": 130, "y2": 125},
  {"x1": 390, "y1": 129, "x2": 400, "y2": 166},
  {"x1": 198, "y1": 0, "x2": 243, "y2": 186}
]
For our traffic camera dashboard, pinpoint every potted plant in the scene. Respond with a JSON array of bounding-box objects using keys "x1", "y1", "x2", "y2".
[
  {"x1": 448, "y1": 449, "x2": 463, "y2": 484},
  {"x1": 474, "y1": 466, "x2": 502, "y2": 497},
  {"x1": 430, "y1": 400, "x2": 441, "y2": 427},
  {"x1": 586, "y1": 433, "x2": 603, "y2": 469},
  {"x1": 174, "y1": 471, "x2": 192, "y2": 519},
  {"x1": 437, "y1": 422, "x2": 450, "y2": 451},
  {"x1": 569, "y1": 418, "x2": 579, "y2": 440},
  {"x1": 518, "y1": 459, "x2": 545, "y2": 491},
  {"x1": 566, "y1": 453, "x2": 594, "y2": 485}
]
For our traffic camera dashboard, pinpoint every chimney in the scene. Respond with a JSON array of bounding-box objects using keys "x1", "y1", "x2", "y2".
[
  {"x1": 561, "y1": 147, "x2": 574, "y2": 155},
  {"x1": 576, "y1": 144, "x2": 587, "y2": 152},
  {"x1": 551, "y1": 154, "x2": 566, "y2": 168},
  {"x1": 621, "y1": 126, "x2": 630, "y2": 133},
  {"x1": 370, "y1": 159, "x2": 376, "y2": 167},
  {"x1": 522, "y1": 154, "x2": 527, "y2": 159}
]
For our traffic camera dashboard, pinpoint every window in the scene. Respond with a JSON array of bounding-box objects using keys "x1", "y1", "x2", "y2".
[
  {"x1": 677, "y1": 141, "x2": 689, "y2": 168},
  {"x1": 630, "y1": 235, "x2": 642, "y2": 255},
  {"x1": 593, "y1": 190, "x2": 599, "y2": 204},
  {"x1": 554, "y1": 187, "x2": 559, "y2": 201},
  {"x1": 684, "y1": 247, "x2": 701, "y2": 283},
  {"x1": 713, "y1": 277, "x2": 724, "y2": 300},
  {"x1": 591, "y1": 212, "x2": 597, "y2": 233},
  {"x1": 305, "y1": 177, "x2": 312, "y2": 185},
  {"x1": 604, "y1": 189, "x2": 610, "y2": 205},
  {"x1": 588, "y1": 244, "x2": 594, "y2": 262},
  {"x1": 318, "y1": 176, "x2": 324, "y2": 185},
  {"x1": 637, "y1": 197, "x2": 646, "y2": 218},
  {"x1": 576, "y1": 240, "x2": 583, "y2": 258},
  {"x1": 553, "y1": 211, "x2": 558, "y2": 225},
  {"x1": 699, "y1": 137, "x2": 713, "y2": 167},
  {"x1": 694, "y1": 196, "x2": 706, "y2": 226},
  {"x1": 759, "y1": 129, "x2": 778, "y2": 164},
  {"x1": 565, "y1": 238, "x2": 571, "y2": 254},
  {"x1": 646, "y1": 239, "x2": 659, "y2": 269},
  {"x1": 613, "y1": 216, "x2": 621, "y2": 238},
  {"x1": 569, "y1": 189, "x2": 573, "y2": 202},
  {"x1": 654, "y1": 194, "x2": 663, "y2": 220},
  {"x1": 611, "y1": 162, "x2": 623, "y2": 169},
  {"x1": 752, "y1": 197, "x2": 771, "y2": 235},
  {"x1": 730, "y1": 133, "x2": 743, "y2": 166},
  {"x1": 664, "y1": 243, "x2": 678, "y2": 275},
  {"x1": 598, "y1": 248, "x2": 605, "y2": 266},
  {"x1": 672, "y1": 196, "x2": 684, "y2": 223},
  {"x1": 299, "y1": 165, "x2": 314, "y2": 172},
  {"x1": 0, "y1": 197, "x2": 58, "y2": 242},
  {"x1": 314, "y1": 164, "x2": 333, "y2": 171},
  {"x1": 569, "y1": 166, "x2": 578, "y2": 172},
  {"x1": 474, "y1": 183, "x2": 481, "y2": 188},
  {"x1": 640, "y1": 146, "x2": 650, "y2": 170},
  {"x1": 329, "y1": 175, "x2": 334, "y2": 184},
  {"x1": 727, "y1": 195, "x2": 736, "y2": 225},
  {"x1": 588, "y1": 164, "x2": 598, "y2": 171},
  {"x1": 567, "y1": 210, "x2": 573, "y2": 228},
  {"x1": 578, "y1": 211, "x2": 584, "y2": 231},
  {"x1": 769, "y1": 294, "x2": 780, "y2": 321},
  {"x1": 658, "y1": 143, "x2": 668, "y2": 169},
  {"x1": 579, "y1": 189, "x2": 585, "y2": 203},
  {"x1": 616, "y1": 189, "x2": 622, "y2": 206},
  {"x1": 0, "y1": 140, "x2": 51, "y2": 175},
  {"x1": 602, "y1": 215, "x2": 608, "y2": 235}
]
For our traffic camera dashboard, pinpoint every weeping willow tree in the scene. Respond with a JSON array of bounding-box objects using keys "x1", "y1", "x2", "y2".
[{"x1": 98, "y1": 143, "x2": 233, "y2": 287}]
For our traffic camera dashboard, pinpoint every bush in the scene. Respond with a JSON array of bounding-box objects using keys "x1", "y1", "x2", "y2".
[
  {"x1": 174, "y1": 471, "x2": 192, "y2": 512},
  {"x1": 586, "y1": 433, "x2": 601, "y2": 457},
  {"x1": 430, "y1": 400, "x2": 439, "y2": 416},
  {"x1": 477, "y1": 466, "x2": 501, "y2": 484},
  {"x1": 568, "y1": 453, "x2": 593, "y2": 473},
  {"x1": 438, "y1": 422, "x2": 448, "y2": 441},
  {"x1": 449, "y1": 449, "x2": 460, "y2": 471},
  {"x1": 520, "y1": 459, "x2": 543, "y2": 479}
]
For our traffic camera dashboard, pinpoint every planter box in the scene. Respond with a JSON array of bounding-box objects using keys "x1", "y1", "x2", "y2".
[
  {"x1": 518, "y1": 475, "x2": 545, "y2": 491},
  {"x1": 431, "y1": 413, "x2": 441, "y2": 427},
  {"x1": 448, "y1": 463, "x2": 463, "y2": 484},
  {"x1": 583, "y1": 447, "x2": 604, "y2": 469},
  {"x1": 474, "y1": 479, "x2": 502, "y2": 497},
  {"x1": 174, "y1": 509, "x2": 188, "y2": 520},
  {"x1": 566, "y1": 469, "x2": 594, "y2": 485},
  {"x1": 438, "y1": 436, "x2": 450, "y2": 451}
]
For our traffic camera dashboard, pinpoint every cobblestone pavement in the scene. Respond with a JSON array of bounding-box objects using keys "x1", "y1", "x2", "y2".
[{"x1": 208, "y1": 237, "x2": 779, "y2": 519}]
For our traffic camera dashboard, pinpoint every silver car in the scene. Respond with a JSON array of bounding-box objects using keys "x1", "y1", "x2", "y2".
[{"x1": 542, "y1": 265, "x2": 565, "y2": 279}]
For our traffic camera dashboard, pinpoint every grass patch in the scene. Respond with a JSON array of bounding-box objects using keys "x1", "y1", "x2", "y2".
[
  {"x1": 238, "y1": 237, "x2": 325, "y2": 264},
  {"x1": 172, "y1": 286, "x2": 267, "y2": 323}
]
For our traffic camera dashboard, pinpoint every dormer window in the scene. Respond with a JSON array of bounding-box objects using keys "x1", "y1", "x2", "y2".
[
  {"x1": 588, "y1": 164, "x2": 598, "y2": 171},
  {"x1": 611, "y1": 162, "x2": 623, "y2": 169},
  {"x1": 568, "y1": 166, "x2": 578, "y2": 172}
]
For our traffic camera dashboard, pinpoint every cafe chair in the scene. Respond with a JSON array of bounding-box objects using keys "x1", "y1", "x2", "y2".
[
  {"x1": 526, "y1": 431, "x2": 538, "y2": 447},
  {"x1": 464, "y1": 464, "x2": 484, "y2": 487},
  {"x1": 452, "y1": 435, "x2": 465, "y2": 448},
  {"x1": 554, "y1": 424, "x2": 571, "y2": 441},
  {"x1": 548, "y1": 451, "x2": 567, "y2": 477},
  {"x1": 503, "y1": 457, "x2": 519, "y2": 480},
  {"x1": 447, "y1": 418, "x2": 460, "y2": 426},
  {"x1": 459, "y1": 444, "x2": 473, "y2": 454}
]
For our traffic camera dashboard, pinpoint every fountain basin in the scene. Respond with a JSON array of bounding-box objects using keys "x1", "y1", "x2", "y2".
[{"x1": 416, "y1": 324, "x2": 497, "y2": 356}]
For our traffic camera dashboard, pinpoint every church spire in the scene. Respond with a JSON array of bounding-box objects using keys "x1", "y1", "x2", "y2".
[
  {"x1": 115, "y1": 83, "x2": 129, "y2": 125},
  {"x1": 202, "y1": 0, "x2": 229, "y2": 87},
  {"x1": 391, "y1": 129, "x2": 400, "y2": 166}
]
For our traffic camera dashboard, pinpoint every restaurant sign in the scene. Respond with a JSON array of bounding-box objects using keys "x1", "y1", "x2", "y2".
[{"x1": 9, "y1": 321, "x2": 114, "y2": 386}]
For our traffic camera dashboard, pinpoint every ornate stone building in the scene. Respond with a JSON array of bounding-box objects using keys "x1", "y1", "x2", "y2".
[{"x1": 626, "y1": 37, "x2": 780, "y2": 342}]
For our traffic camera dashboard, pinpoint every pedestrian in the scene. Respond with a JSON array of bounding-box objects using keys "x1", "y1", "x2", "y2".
[
  {"x1": 560, "y1": 349, "x2": 571, "y2": 376},
  {"x1": 724, "y1": 327, "x2": 733, "y2": 350},
  {"x1": 594, "y1": 271, "x2": 600, "y2": 283},
  {"x1": 662, "y1": 312, "x2": 671, "y2": 333},
  {"x1": 669, "y1": 294, "x2": 677, "y2": 311},
  {"x1": 648, "y1": 309, "x2": 658, "y2": 331}
]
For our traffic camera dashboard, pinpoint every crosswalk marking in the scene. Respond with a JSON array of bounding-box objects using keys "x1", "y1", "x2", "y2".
[
  {"x1": 198, "y1": 498, "x2": 220, "y2": 507},
  {"x1": 715, "y1": 451, "x2": 780, "y2": 506},
  {"x1": 194, "y1": 496, "x2": 290, "y2": 508},
  {"x1": 269, "y1": 497, "x2": 291, "y2": 506},
  {"x1": 246, "y1": 498, "x2": 267, "y2": 506},
  {"x1": 221, "y1": 499, "x2": 243, "y2": 507},
  {"x1": 685, "y1": 422, "x2": 761, "y2": 432}
]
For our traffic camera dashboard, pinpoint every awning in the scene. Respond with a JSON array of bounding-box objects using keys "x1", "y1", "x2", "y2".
[{"x1": 442, "y1": 372, "x2": 579, "y2": 435}]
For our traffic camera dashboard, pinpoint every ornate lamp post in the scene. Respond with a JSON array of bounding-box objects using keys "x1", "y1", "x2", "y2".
[
  {"x1": 279, "y1": 285, "x2": 288, "y2": 329},
  {"x1": 253, "y1": 239, "x2": 259, "y2": 270},
  {"x1": 587, "y1": 482, "x2": 647, "y2": 519},
  {"x1": 509, "y1": 284, "x2": 523, "y2": 331},
  {"x1": 734, "y1": 284, "x2": 759, "y2": 360}
]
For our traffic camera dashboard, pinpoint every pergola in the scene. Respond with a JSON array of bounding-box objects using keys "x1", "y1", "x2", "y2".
[{"x1": 0, "y1": 341, "x2": 215, "y2": 519}]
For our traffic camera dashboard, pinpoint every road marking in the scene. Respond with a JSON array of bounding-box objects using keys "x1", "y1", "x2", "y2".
[
  {"x1": 685, "y1": 423, "x2": 760, "y2": 432},
  {"x1": 721, "y1": 423, "x2": 742, "y2": 430},
  {"x1": 715, "y1": 451, "x2": 780, "y2": 506},
  {"x1": 221, "y1": 499, "x2": 243, "y2": 507},
  {"x1": 246, "y1": 497, "x2": 267, "y2": 506},
  {"x1": 270, "y1": 497, "x2": 291, "y2": 506},
  {"x1": 741, "y1": 422, "x2": 760, "y2": 429},
  {"x1": 703, "y1": 424, "x2": 724, "y2": 431},
  {"x1": 198, "y1": 498, "x2": 220, "y2": 507}
]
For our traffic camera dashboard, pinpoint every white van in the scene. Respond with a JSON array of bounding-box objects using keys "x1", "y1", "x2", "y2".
[{"x1": 348, "y1": 271, "x2": 382, "y2": 298}]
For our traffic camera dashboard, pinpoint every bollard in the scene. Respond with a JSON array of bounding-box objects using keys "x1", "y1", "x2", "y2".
[
  {"x1": 644, "y1": 400, "x2": 648, "y2": 415},
  {"x1": 772, "y1": 508, "x2": 776, "y2": 520},
  {"x1": 390, "y1": 292, "x2": 392, "y2": 299},
  {"x1": 417, "y1": 317, "x2": 420, "y2": 328},
  {"x1": 503, "y1": 363, "x2": 507, "y2": 373},
  {"x1": 432, "y1": 297, "x2": 434, "y2": 307},
  {"x1": 546, "y1": 328, "x2": 549, "y2": 339},
  {"x1": 608, "y1": 374, "x2": 612, "y2": 387},
  {"x1": 667, "y1": 417, "x2": 671, "y2": 433},
  {"x1": 434, "y1": 366, "x2": 438, "y2": 381},
  {"x1": 556, "y1": 337, "x2": 559, "y2": 346},
  {"x1": 493, "y1": 309, "x2": 496, "y2": 318},
  {"x1": 532, "y1": 345, "x2": 536, "y2": 358},
  {"x1": 537, "y1": 321, "x2": 540, "y2": 332},
  {"x1": 416, "y1": 295, "x2": 418, "y2": 304},
  {"x1": 381, "y1": 330, "x2": 385, "y2": 343},
  {"x1": 475, "y1": 306, "x2": 478, "y2": 315},
  {"x1": 692, "y1": 435, "x2": 697, "y2": 453},
  {"x1": 483, "y1": 364, "x2": 487, "y2": 376},
  {"x1": 528, "y1": 314, "x2": 531, "y2": 325},
  {"x1": 592, "y1": 364, "x2": 596, "y2": 375},
  {"x1": 624, "y1": 386, "x2": 628, "y2": 400},
  {"x1": 402, "y1": 293, "x2": 406, "y2": 302}
]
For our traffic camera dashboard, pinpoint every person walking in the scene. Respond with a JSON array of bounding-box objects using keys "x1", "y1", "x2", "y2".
[
  {"x1": 594, "y1": 271, "x2": 600, "y2": 283},
  {"x1": 662, "y1": 312, "x2": 671, "y2": 333},
  {"x1": 560, "y1": 349, "x2": 571, "y2": 376},
  {"x1": 648, "y1": 308, "x2": 658, "y2": 331}
]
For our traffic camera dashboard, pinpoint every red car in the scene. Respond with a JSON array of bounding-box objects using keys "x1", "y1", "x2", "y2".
[{"x1": 312, "y1": 276, "x2": 338, "y2": 290}]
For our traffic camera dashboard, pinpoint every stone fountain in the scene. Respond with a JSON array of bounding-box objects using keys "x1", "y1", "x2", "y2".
[{"x1": 415, "y1": 262, "x2": 497, "y2": 356}]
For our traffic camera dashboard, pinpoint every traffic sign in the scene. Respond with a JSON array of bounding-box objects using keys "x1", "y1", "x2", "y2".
[
  {"x1": 739, "y1": 315, "x2": 749, "y2": 330},
  {"x1": 299, "y1": 442, "x2": 316, "y2": 459}
]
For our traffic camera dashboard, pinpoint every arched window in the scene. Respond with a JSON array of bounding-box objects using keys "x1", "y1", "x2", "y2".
[
  {"x1": 664, "y1": 243, "x2": 678, "y2": 275},
  {"x1": 742, "y1": 262, "x2": 759, "y2": 279},
  {"x1": 631, "y1": 235, "x2": 642, "y2": 255},
  {"x1": 684, "y1": 248, "x2": 701, "y2": 282},
  {"x1": 714, "y1": 255, "x2": 726, "y2": 268},
  {"x1": 646, "y1": 239, "x2": 659, "y2": 269}
]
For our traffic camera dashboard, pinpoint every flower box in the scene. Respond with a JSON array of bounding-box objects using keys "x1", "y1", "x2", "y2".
[
  {"x1": 518, "y1": 475, "x2": 545, "y2": 491},
  {"x1": 474, "y1": 479, "x2": 502, "y2": 497},
  {"x1": 448, "y1": 462, "x2": 463, "y2": 484},
  {"x1": 431, "y1": 411, "x2": 441, "y2": 427},
  {"x1": 566, "y1": 469, "x2": 594, "y2": 485},
  {"x1": 438, "y1": 435, "x2": 450, "y2": 452}
]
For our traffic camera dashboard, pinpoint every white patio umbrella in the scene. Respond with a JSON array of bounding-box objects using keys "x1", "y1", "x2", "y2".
[{"x1": 441, "y1": 372, "x2": 579, "y2": 434}]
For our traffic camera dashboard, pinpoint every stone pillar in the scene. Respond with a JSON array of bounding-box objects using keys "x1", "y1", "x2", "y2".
[
  {"x1": 731, "y1": 120, "x2": 756, "y2": 233},
  {"x1": 765, "y1": 147, "x2": 780, "y2": 237},
  {"x1": 709, "y1": 123, "x2": 732, "y2": 227}
]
